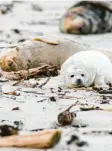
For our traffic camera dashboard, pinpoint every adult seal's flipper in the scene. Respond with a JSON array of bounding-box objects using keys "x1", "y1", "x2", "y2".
[{"x1": 33, "y1": 36, "x2": 60, "y2": 45}]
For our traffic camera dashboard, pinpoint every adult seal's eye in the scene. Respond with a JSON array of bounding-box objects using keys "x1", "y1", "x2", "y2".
[
  {"x1": 70, "y1": 75, "x2": 74, "y2": 78},
  {"x1": 81, "y1": 74, "x2": 84, "y2": 77}
]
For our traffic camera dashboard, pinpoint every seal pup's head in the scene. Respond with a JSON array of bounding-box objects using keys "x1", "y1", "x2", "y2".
[{"x1": 64, "y1": 65, "x2": 92, "y2": 88}]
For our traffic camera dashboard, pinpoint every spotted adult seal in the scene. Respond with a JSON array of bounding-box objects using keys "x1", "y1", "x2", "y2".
[{"x1": 60, "y1": 1, "x2": 112, "y2": 34}]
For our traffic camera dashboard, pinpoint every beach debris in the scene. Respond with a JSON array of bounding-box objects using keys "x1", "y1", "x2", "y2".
[
  {"x1": 12, "y1": 107, "x2": 20, "y2": 111},
  {"x1": 11, "y1": 79, "x2": 24, "y2": 86},
  {"x1": 37, "y1": 99, "x2": 46, "y2": 103},
  {"x1": 39, "y1": 77, "x2": 51, "y2": 88},
  {"x1": 76, "y1": 140, "x2": 88, "y2": 147},
  {"x1": 0, "y1": 2, "x2": 13, "y2": 14},
  {"x1": 31, "y1": 3, "x2": 43, "y2": 12},
  {"x1": 62, "y1": 95, "x2": 79, "y2": 99},
  {"x1": 2, "y1": 64, "x2": 58, "y2": 80},
  {"x1": 20, "y1": 87, "x2": 44, "y2": 95},
  {"x1": 67, "y1": 134, "x2": 88, "y2": 147},
  {"x1": 26, "y1": 79, "x2": 38, "y2": 87},
  {"x1": 82, "y1": 130, "x2": 112, "y2": 136},
  {"x1": 30, "y1": 128, "x2": 43, "y2": 132},
  {"x1": 22, "y1": 78, "x2": 39, "y2": 88},
  {"x1": 100, "y1": 99, "x2": 110, "y2": 104},
  {"x1": 0, "y1": 77, "x2": 8, "y2": 82},
  {"x1": 0, "y1": 129, "x2": 61, "y2": 148},
  {"x1": 12, "y1": 29, "x2": 21, "y2": 34},
  {"x1": 73, "y1": 87, "x2": 93, "y2": 91},
  {"x1": 102, "y1": 95, "x2": 112, "y2": 100},
  {"x1": 98, "y1": 89, "x2": 112, "y2": 94},
  {"x1": 80, "y1": 105, "x2": 101, "y2": 111},
  {"x1": 2, "y1": 85, "x2": 19, "y2": 95},
  {"x1": 49, "y1": 96, "x2": 57, "y2": 102},
  {"x1": 67, "y1": 134, "x2": 79, "y2": 145},
  {"x1": 7, "y1": 91, "x2": 20, "y2": 96},
  {"x1": 57, "y1": 102, "x2": 78, "y2": 126},
  {"x1": 0, "y1": 124, "x2": 18, "y2": 137},
  {"x1": 72, "y1": 123, "x2": 88, "y2": 128},
  {"x1": 80, "y1": 104, "x2": 112, "y2": 112},
  {"x1": 13, "y1": 121, "x2": 24, "y2": 130},
  {"x1": 18, "y1": 39, "x2": 26, "y2": 43}
]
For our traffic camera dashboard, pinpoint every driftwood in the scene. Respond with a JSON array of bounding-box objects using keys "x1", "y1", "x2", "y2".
[
  {"x1": 0, "y1": 129, "x2": 61, "y2": 148},
  {"x1": 2, "y1": 64, "x2": 58, "y2": 80},
  {"x1": 39, "y1": 76, "x2": 51, "y2": 88}
]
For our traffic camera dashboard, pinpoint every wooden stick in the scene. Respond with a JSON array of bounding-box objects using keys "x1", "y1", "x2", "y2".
[
  {"x1": 2, "y1": 65, "x2": 58, "y2": 80},
  {"x1": 64, "y1": 101, "x2": 79, "y2": 112},
  {"x1": 39, "y1": 76, "x2": 51, "y2": 88},
  {"x1": 0, "y1": 129, "x2": 61, "y2": 148}
]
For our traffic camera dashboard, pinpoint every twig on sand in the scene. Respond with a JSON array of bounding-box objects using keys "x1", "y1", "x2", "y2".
[
  {"x1": 64, "y1": 101, "x2": 79, "y2": 112},
  {"x1": 39, "y1": 77, "x2": 51, "y2": 88},
  {"x1": 73, "y1": 87, "x2": 93, "y2": 91}
]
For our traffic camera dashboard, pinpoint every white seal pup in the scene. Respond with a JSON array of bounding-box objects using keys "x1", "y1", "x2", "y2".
[{"x1": 60, "y1": 50, "x2": 112, "y2": 89}]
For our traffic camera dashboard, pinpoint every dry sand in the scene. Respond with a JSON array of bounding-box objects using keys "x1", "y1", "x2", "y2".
[{"x1": 0, "y1": 1, "x2": 112, "y2": 151}]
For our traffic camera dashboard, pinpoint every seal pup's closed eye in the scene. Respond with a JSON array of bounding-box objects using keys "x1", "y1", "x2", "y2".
[{"x1": 60, "y1": 50, "x2": 112, "y2": 90}]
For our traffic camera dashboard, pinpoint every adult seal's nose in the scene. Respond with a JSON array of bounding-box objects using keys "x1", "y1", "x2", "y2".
[{"x1": 76, "y1": 79, "x2": 82, "y2": 85}]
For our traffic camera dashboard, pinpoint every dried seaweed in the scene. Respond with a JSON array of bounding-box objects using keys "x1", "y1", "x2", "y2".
[{"x1": 57, "y1": 102, "x2": 78, "y2": 126}]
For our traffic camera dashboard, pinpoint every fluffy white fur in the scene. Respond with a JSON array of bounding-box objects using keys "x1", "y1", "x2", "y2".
[{"x1": 60, "y1": 50, "x2": 112, "y2": 89}]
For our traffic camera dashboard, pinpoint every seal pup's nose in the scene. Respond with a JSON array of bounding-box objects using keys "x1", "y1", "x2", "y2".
[{"x1": 76, "y1": 78, "x2": 82, "y2": 85}]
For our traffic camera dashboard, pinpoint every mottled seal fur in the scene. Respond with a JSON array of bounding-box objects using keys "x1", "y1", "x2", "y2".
[{"x1": 60, "y1": 1, "x2": 112, "y2": 34}]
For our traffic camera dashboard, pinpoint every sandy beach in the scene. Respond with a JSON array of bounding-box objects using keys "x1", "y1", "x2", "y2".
[{"x1": 0, "y1": 1, "x2": 112, "y2": 151}]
